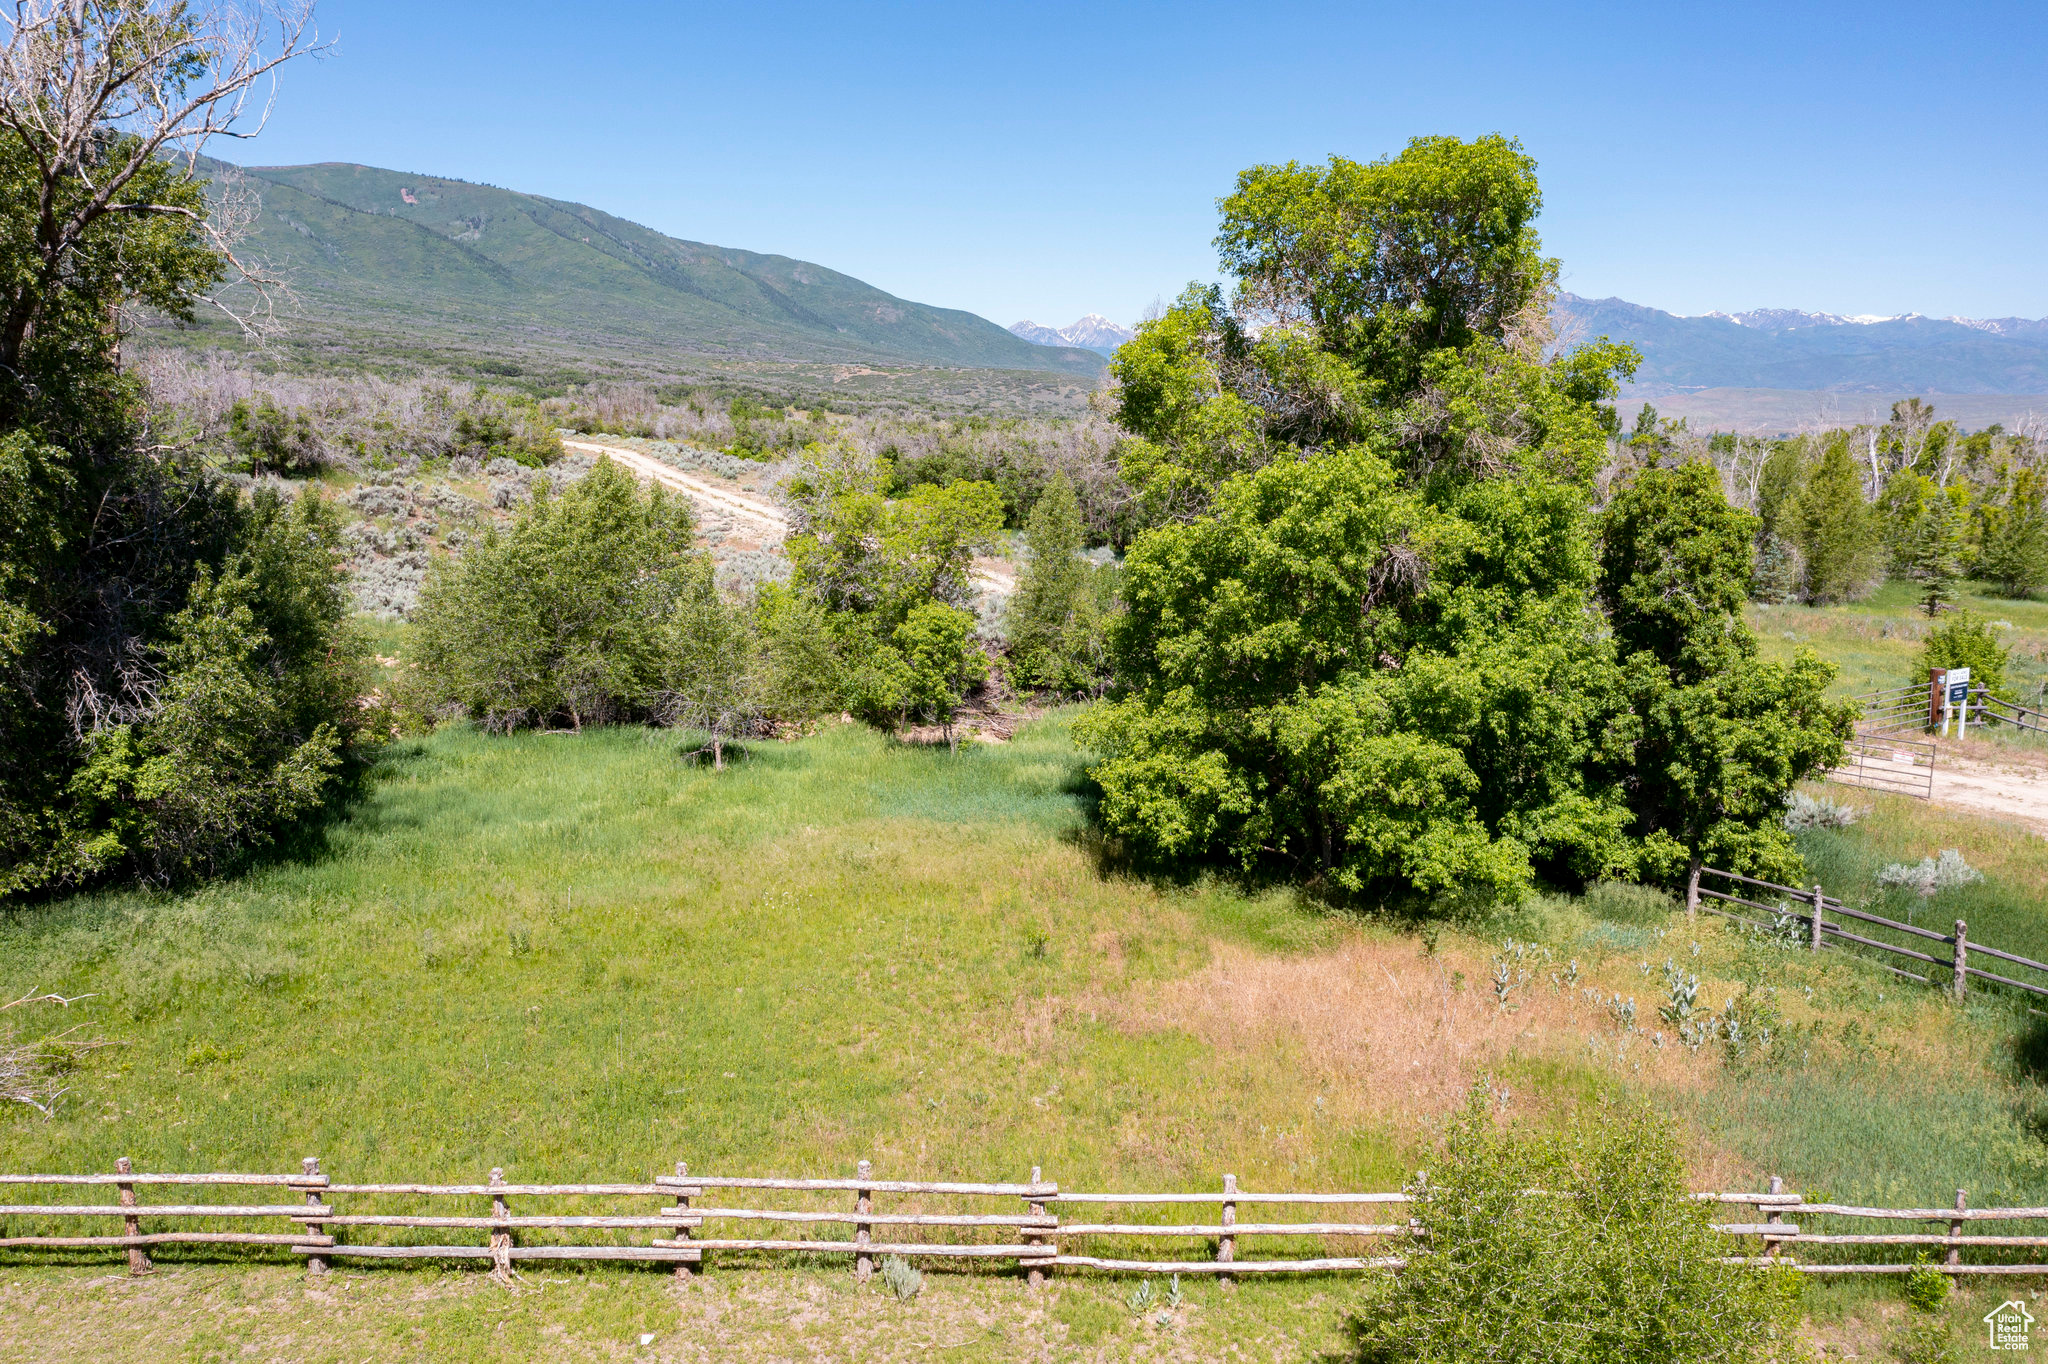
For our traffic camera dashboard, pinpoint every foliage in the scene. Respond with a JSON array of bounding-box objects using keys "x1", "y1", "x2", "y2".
[
  {"x1": 1086, "y1": 137, "x2": 1860, "y2": 907},
  {"x1": 1901, "y1": 482, "x2": 1969, "y2": 616},
  {"x1": 1080, "y1": 433, "x2": 1633, "y2": 905},
  {"x1": 1890, "y1": 1317, "x2": 1959, "y2": 1364},
  {"x1": 1877, "y1": 850, "x2": 1983, "y2": 899},
  {"x1": 225, "y1": 397, "x2": 320, "y2": 476},
  {"x1": 1781, "y1": 792, "x2": 1861, "y2": 833},
  {"x1": 775, "y1": 441, "x2": 1004, "y2": 738},
  {"x1": 781, "y1": 442, "x2": 1002, "y2": 630},
  {"x1": 0, "y1": 48, "x2": 368, "y2": 898},
  {"x1": 1598, "y1": 462, "x2": 1853, "y2": 885},
  {"x1": 1343, "y1": 1087, "x2": 1800, "y2": 1364},
  {"x1": 1915, "y1": 610, "x2": 2011, "y2": 698},
  {"x1": 1215, "y1": 135, "x2": 1555, "y2": 403},
  {"x1": 1974, "y1": 463, "x2": 2048, "y2": 600},
  {"x1": 1901, "y1": 1258, "x2": 1951, "y2": 1313},
  {"x1": 1790, "y1": 436, "x2": 1877, "y2": 604},
  {"x1": 1004, "y1": 471, "x2": 1110, "y2": 695},
  {"x1": 407, "y1": 458, "x2": 696, "y2": 731},
  {"x1": 653, "y1": 558, "x2": 761, "y2": 769},
  {"x1": 893, "y1": 602, "x2": 986, "y2": 752},
  {"x1": 879, "y1": 1254, "x2": 923, "y2": 1302},
  {"x1": 449, "y1": 392, "x2": 562, "y2": 468}
]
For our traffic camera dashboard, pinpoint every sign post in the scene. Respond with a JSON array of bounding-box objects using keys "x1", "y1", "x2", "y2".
[{"x1": 1944, "y1": 667, "x2": 1971, "y2": 738}]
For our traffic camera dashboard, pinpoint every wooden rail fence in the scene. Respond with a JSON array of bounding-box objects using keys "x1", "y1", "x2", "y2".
[
  {"x1": 1687, "y1": 866, "x2": 2048, "y2": 1000},
  {"x1": 10, "y1": 1161, "x2": 2048, "y2": 1280}
]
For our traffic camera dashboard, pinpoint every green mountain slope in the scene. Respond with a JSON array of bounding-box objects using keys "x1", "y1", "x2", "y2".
[{"x1": 220, "y1": 161, "x2": 1103, "y2": 376}]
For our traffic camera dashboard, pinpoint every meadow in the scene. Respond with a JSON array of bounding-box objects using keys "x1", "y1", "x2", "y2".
[
  {"x1": 7, "y1": 709, "x2": 2048, "y2": 1357},
  {"x1": 1750, "y1": 577, "x2": 2048, "y2": 703}
]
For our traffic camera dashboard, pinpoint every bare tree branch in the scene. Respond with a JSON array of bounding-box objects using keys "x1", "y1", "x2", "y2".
[{"x1": 0, "y1": 1, "x2": 328, "y2": 364}]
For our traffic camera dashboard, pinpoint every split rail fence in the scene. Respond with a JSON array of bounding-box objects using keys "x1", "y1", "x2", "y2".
[
  {"x1": 1688, "y1": 867, "x2": 2048, "y2": 1000},
  {"x1": 9, "y1": 1161, "x2": 2048, "y2": 1280}
]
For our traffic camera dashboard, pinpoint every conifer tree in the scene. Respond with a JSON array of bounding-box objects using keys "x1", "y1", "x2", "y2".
[
  {"x1": 1790, "y1": 436, "x2": 1875, "y2": 603},
  {"x1": 1905, "y1": 484, "x2": 1969, "y2": 616},
  {"x1": 1004, "y1": 472, "x2": 1106, "y2": 694}
]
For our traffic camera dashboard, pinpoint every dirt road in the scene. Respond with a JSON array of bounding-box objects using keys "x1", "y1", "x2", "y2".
[
  {"x1": 562, "y1": 439, "x2": 787, "y2": 539},
  {"x1": 1835, "y1": 744, "x2": 2048, "y2": 836},
  {"x1": 567, "y1": 437, "x2": 1018, "y2": 594}
]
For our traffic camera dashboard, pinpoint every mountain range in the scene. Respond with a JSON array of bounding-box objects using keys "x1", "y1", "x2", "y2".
[
  {"x1": 194, "y1": 161, "x2": 1105, "y2": 385},
  {"x1": 1008, "y1": 314, "x2": 1136, "y2": 356},
  {"x1": 1554, "y1": 293, "x2": 2048, "y2": 396}
]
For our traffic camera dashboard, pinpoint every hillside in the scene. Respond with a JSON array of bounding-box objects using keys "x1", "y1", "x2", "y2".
[
  {"x1": 190, "y1": 160, "x2": 1104, "y2": 389},
  {"x1": 1558, "y1": 293, "x2": 2048, "y2": 395}
]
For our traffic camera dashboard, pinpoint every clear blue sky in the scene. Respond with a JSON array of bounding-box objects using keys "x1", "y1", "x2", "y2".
[{"x1": 238, "y1": 0, "x2": 2048, "y2": 330}]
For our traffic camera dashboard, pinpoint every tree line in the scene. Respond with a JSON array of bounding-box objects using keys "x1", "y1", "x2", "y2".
[{"x1": 0, "y1": 2, "x2": 1850, "y2": 920}]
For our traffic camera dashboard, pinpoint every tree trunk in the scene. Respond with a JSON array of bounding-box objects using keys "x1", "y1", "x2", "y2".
[
  {"x1": 713, "y1": 736, "x2": 724, "y2": 771},
  {"x1": 945, "y1": 722, "x2": 957, "y2": 755}
]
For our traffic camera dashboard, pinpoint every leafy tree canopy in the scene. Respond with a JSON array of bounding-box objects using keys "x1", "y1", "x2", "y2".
[
  {"x1": 408, "y1": 459, "x2": 696, "y2": 732},
  {"x1": 1081, "y1": 137, "x2": 1844, "y2": 908}
]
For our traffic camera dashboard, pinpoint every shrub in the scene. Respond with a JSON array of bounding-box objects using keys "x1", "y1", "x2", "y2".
[
  {"x1": 1343, "y1": 1087, "x2": 1800, "y2": 1364},
  {"x1": 1782, "y1": 791, "x2": 1862, "y2": 832},
  {"x1": 879, "y1": 1254, "x2": 923, "y2": 1301},
  {"x1": 407, "y1": 458, "x2": 695, "y2": 731},
  {"x1": 1916, "y1": 610, "x2": 2011, "y2": 699},
  {"x1": 1902, "y1": 1257, "x2": 1950, "y2": 1313}
]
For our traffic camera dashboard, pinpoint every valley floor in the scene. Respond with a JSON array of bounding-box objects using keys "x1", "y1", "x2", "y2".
[{"x1": 6, "y1": 716, "x2": 2048, "y2": 1356}]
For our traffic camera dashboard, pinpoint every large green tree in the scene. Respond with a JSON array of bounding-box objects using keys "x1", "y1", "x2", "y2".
[
  {"x1": 0, "y1": 2, "x2": 352, "y2": 895},
  {"x1": 776, "y1": 441, "x2": 1003, "y2": 733},
  {"x1": 1080, "y1": 137, "x2": 1848, "y2": 908},
  {"x1": 408, "y1": 459, "x2": 696, "y2": 732},
  {"x1": 1597, "y1": 462, "x2": 1853, "y2": 886}
]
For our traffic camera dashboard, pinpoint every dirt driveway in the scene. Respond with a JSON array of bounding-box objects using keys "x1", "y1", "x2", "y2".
[{"x1": 1835, "y1": 740, "x2": 2048, "y2": 835}]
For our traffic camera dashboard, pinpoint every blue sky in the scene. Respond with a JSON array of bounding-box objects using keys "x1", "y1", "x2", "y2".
[{"x1": 239, "y1": 0, "x2": 2048, "y2": 330}]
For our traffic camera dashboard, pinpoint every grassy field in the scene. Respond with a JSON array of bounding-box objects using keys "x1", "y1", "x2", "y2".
[
  {"x1": 1750, "y1": 577, "x2": 2048, "y2": 703},
  {"x1": 6, "y1": 710, "x2": 2048, "y2": 1356}
]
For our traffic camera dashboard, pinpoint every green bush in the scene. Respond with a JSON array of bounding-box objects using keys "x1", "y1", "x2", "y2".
[
  {"x1": 1902, "y1": 1257, "x2": 1950, "y2": 1313},
  {"x1": 1344, "y1": 1088, "x2": 1800, "y2": 1364},
  {"x1": 1916, "y1": 610, "x2": 2011, "y2": 699},
  {"x1": 407, "y1": 459, "x2": 696, "y2": 731}
]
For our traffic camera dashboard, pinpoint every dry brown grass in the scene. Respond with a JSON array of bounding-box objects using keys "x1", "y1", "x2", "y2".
[{"x1": 1109, "y1": 932, "x2": 1719, "y2": 1127}]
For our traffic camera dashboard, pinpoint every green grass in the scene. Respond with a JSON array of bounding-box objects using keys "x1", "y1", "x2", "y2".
[
  {"x1": 0, "y1": 718, "x2": 1392, "y2": 1192},
  {"x1": 10, "y1": 712, "x2": 2048, "y2": 1355},
  {"x1": 1750, "y1": 577, "x2": 2048, "y2": 702}
]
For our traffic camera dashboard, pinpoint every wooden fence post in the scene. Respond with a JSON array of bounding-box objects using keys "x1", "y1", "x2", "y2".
[
  {"x1": 1948, "y1": 1189, "x2": 1966, "y2": 1268},
  {"x1": 854, "y1": 1159, "x2": 873, "y2": 1284},
  {"x1": 1218, "y1": 1173, "x2": 1237, "y2": 1288},
  {"x1": 1763, "y1": 1175, "x2": 1784, "y2": 1260},
  {"x1": 302, "y1": 1157, "x2": 327, "y2": 1274},
  {"x1": 1685, "y1": 861, "x2": 1701, "y2": 920},
  {"x1": 1953, "y1": 921, "x2": 1969, "y2": 1003},
  {"x1": 116, "y1": 1156, "x2": 150, "y2": 1277},
  {"x1": 1809, "y1": 885, "x2": 1825, "y2": 952},
  {"x1": 1026, "y1": 1164, "x2": 1046, "y2": 1289},
  {"x1": 673, "y1": 1161, "x2": 693, "y2": 1282},
  {"x1": 489, "y1": 1168, "x2": 512, "y2": 1273}
]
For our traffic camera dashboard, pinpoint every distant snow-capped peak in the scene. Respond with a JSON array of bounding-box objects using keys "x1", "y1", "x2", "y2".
[
  {"x1": 1702, "y1": 307, "x2": 1924, "y2": 329},
  {"x1": 1009, "y1": 314, "x2": 1136, "y2": 355}
]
